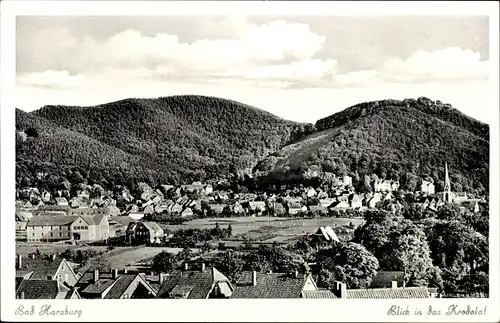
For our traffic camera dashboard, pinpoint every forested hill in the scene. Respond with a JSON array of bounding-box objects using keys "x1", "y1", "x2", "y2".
[
  {"x1": 18, "y1": 95, "x2": 314, "y2": 189},
  {"x1": 315, "y1": 97, "x2": 489, "y2": 140},
  {"x1": 255, "y1": 97, "x2": 489, "y2": 196}
]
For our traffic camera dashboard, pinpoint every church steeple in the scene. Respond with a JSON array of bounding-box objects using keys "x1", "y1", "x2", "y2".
[
  {"x1": 443, "y1": 162, "x2": 453, "y2": 203},
  {"x1": 444, "y1": 162, "x2": 451, "y2": 191}
]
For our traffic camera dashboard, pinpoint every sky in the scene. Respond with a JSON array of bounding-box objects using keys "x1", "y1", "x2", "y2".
[{"x1": 16, "y1": 15, "x2": 490, "y2": 123}]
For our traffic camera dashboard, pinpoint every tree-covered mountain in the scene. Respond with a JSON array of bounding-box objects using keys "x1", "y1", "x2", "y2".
[
  {"x1": 17, "y1": 95, "x2": 313, "y2": 190},
  {"x1": 254, "y1": 97, "x2": 489, "y2": 196}
]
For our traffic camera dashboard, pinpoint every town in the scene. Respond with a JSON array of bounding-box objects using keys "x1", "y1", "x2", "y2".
[{"x1": 15, "y1": 163, "x2": 488, "y2": 299}]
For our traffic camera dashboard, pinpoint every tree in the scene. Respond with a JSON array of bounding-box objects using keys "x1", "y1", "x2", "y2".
[
  {"x1": 151, "y1": 251, "x2": 179, "y2": 273},
  {"x1": 315, "y1": 242, "x2": 379, "y2": 289},
  {"x1": 354, "y1": 212, "x2": 442, "y2": 288}
]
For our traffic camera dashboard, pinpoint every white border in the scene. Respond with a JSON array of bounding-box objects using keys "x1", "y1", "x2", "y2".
[{"x1": 1, "y1": 1, "x2": 499, "y2": 322}]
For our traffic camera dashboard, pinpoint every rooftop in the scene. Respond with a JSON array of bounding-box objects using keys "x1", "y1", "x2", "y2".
[{"x1": 231, "y1": 272, "x2": 308, "y2": 299}]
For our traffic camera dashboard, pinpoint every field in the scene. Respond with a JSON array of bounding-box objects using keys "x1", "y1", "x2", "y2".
[
  {"x1": 16, "y1": 243, "x2": 193, "y2": 273},
  {"x1": 161, "y1": 216, "x2": 364, "y2": 243}
]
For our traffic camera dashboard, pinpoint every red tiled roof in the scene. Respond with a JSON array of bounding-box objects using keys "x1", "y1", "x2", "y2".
[{"x1": 230, "y1": 272, "x2": 308, "y2": 299}]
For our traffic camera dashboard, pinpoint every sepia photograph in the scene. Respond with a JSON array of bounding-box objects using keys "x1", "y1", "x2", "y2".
[{"x1": 1, "y1": 1, "x2": 499, "y2": 322}]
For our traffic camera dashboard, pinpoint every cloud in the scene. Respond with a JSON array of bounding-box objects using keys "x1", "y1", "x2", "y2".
[
  {"x1": 17, "y1": 19, "x2": 333, "y2": 89},
  {"x1": 17, "y1": 70, "x2": 87, "y2": 89},
  {"x1": 381, "y1": 47, "x2": 488, "y2": 83}
]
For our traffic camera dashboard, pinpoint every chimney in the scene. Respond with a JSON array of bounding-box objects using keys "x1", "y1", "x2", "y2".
[
  {"x1": 201, "y1": 263, "x2": 206, "y2": 272},
  {"x1": 112, "y1": 268, "x2": 118, "y2": 279},
  {"x1": 93, "y1": 269, "x2": 99, "y2": 283},
  {"x1": 294, "y1": 270, "x2": 299, "y2": 278},
  {"x1": 31, "y1": 254, "x2": 36, "y2": 259},
  {"x1": 211, "y1": 268, "x2": 216, "y2": 282},
  {"x1": 184, "y1": 262, "x2": 189, "y2": 271},
  {"x1": 339, "y1": 282, "x2": 347, "y2": 299},
  {"x1": 391, "y1": 281, "x2": 398, "y2": 289},
  {"x1": 123, "y1": 268, "x2": 128, "y2": 274},
  {"x1": 17, "y1": 254, "x2": 22, "y2": 270},
  {"x1": 252, "y1": 271, "x2": 257, "y2": 286},
  {"x1": 19, "y1": 292, "x2": 25, "y2": 299},
  {"x1": 159, "y1": 273, "x2": 165, "y2": 285},
  {"x1": 51, "y1": 254, "x2": 56, "y2": 261}
]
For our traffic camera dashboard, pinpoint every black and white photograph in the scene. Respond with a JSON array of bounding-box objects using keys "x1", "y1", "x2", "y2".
[{"x1": 1, "y1": 1, "x2": 499, "y2": 322}]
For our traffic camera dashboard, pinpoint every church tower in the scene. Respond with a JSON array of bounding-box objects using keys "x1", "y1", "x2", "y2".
[{"x1": 443, "y1": 162, "x2": 453, "y2": 203}]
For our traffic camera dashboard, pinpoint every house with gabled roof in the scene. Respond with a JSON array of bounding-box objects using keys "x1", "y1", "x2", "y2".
[
  {"x1": 126, "y1": 221, "x2": 164, "y2": 244},
  {"x1": 231, "y1": 271, "x2": 318, "y2": 298},
  {"x1": 109, "y1": 216, "x2": 135, "y2": 237},
  {"x1": 157, "y1": 264, "x2": 233, "y2": 299},
  {"x1": 54, "y1": 197, "x2": 69, "y2": 206},
  {"x1": 15, "y1": 254, "x2": 80, "y2": 288},
  {"x1": 16, "y1": 279, "x2": 80, "y2": 299},
  {"x1": 77, "y1": 269, "x2": 156, "y2": 299},
  {"x1": 314, "y1": 226, "x2": 340, "y2": 243},
  {"x1": 181, "y1": 208, "x2": 194, "y2": 217}
]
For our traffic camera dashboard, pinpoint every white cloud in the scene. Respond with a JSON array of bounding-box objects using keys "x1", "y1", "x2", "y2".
[
  {"x1": 381, "y1": 47, "x2": 488, "y2": 82},
  {"x1": 17, "y1": 70, "x2": 87, "y2": 89}
]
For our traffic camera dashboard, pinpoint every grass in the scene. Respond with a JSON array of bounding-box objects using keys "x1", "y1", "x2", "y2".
[{"x1": 161, "y1": 216, "x2": 363, "y2": 244}]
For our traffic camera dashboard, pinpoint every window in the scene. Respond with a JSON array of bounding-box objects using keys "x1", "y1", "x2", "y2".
[
  {"x1": 50, "y1": 233, "x2": 53, "y2": 237},
  {"x1": 59, "y1": 233, "x2": 62, "y2": 237}
]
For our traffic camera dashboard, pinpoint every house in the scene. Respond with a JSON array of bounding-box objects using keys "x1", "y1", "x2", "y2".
[
  {"x1": 374, "y1": 180, "x2": 399, "y2": 192},
  {"x1": 127, "y1": 221, "x2": 164, "y2": 244},
  {"x1": 55, "y1": 197, "x2": 69, "y2": 206},
  {"x1": 232, "y1": 203, "x2": 246, "y2": 214},
  {"x1": 319, "y1": 198, "x2": 335, "y2": 208},
  {"x1": 421, "y1": 180, "x2": 435, "y2": 195},
  {"x1": 308, "y1": 206, "x2": 328, "y2": 215},
  {"x1": 108, "y1": 216, "x2": 135, "y2": 238},
  {"x1": 157, "y1": 264, "x2": 233, "y2": 299},
  {"x1": 15, "y1": 254, "x2": 80, "y2": 287},
  {"x1": 181, "y1": 208, "x2": 194, "y2": 217},
  {"x1": 349, "y1": 194, "x2": 363, "y2": 208},
  {"x1": 77, "y1": 269, "x2": 157, "y2": 299},
  {"x1": 16, "y1": 280, "x2": 80, "y2": 299},
  {"x1": 15, "y1": 212, "x2": 28, "y2": 231},
  {"x1": 306, "y1": 188, "x2": 317, "y2": 198},
  {"x1": 330, "y1": 281, "x2": 434, "y2": 299},
  {"x1": 461, "y1": 199, "x2": 481, "y2": 213},
  {"x1": 271, "y1": 202, "x2": 286, "y2": 216},
  {"x1": 168, "y1": 203, "x2": 184, "y2": 214},
  {"x1": 314, "y1": 226, "x2": 340, "y2": 243},
  {"x1": 369, "y1": 271, "x2": 405, "y2": 289},
  {"x1": 209, "y1": 204, "x2": 225, "y2": 215},
  {"x1": 143, "y1": 205, "x2": 155, "y2": 215},
  {"x1": 27, "y1": 214, "x2": 109, "y2": 242},
  {"x1": 454, "y1": 192, "x2": 468, "y2": 204},
  {"x1": 368, "y1": 193, "x2": 382, "y2": 209},
  {"x1": 330, "y1": 200, "x2": 350, "y2": 209},
  {"x1": 248, "y1": 201, "x2": 266, "y2": 214},
  {"x1": 230, "y1": 271, "x2": 318, "y2": 298},
  {"x1": 204, "y1": 184, "x2": 213, "y2": 195},
  {"x1": 287, "y1": 202, "x2": 307, "y2": 215}
]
